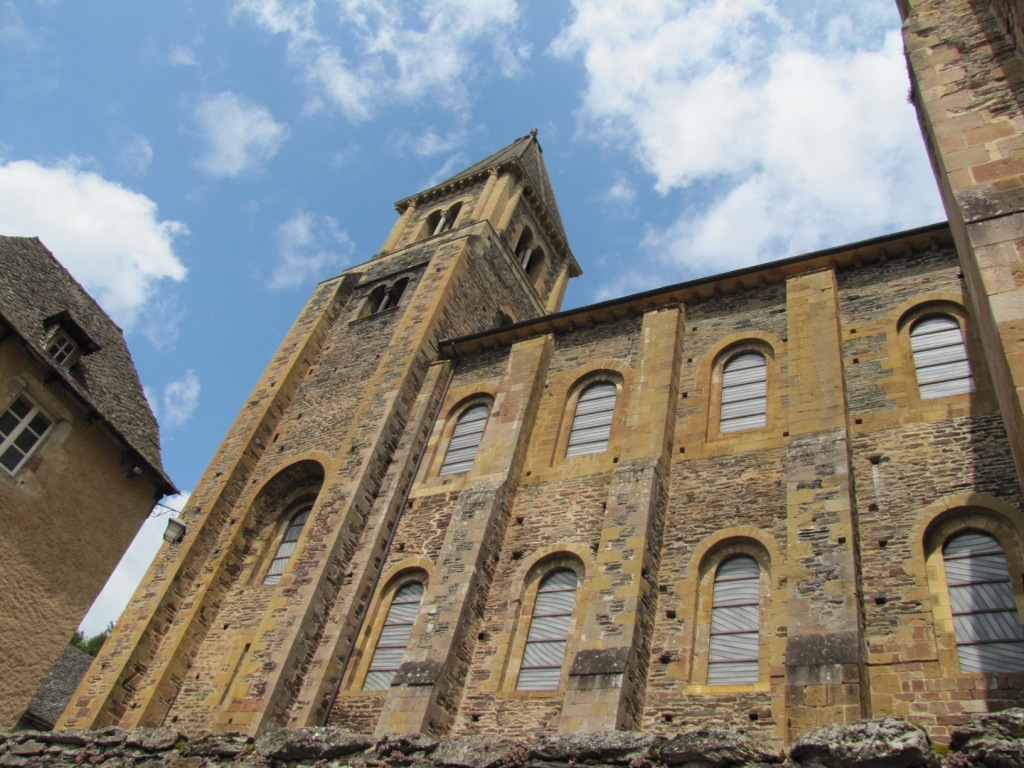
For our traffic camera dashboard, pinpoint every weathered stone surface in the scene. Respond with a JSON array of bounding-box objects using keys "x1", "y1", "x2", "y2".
[
  {"x1": 7, "y1": 740, "x2": 46, "y2": 757},
  {"x1": 179, "y1": 731, "x2": 252, "y2": 758},
  {"x1": 791, "y1": 718, "x2": 934, "y2": 768},
  {"x1": 377, "y1": 732, "x2": 440, "y2": 756},
  {"x1": 254, "y1": 726, "x2": 373, "y2": 761},
  {"x1": 32, "y1": 728, "x2": 105, "y2": 747},
  {"x1": 660, "y1": 727, "x2": 780, "y2": 768},
  {"x1": 531, "y1": 731, "x2": 663, "y2": 763},
  {"x1": 127, "y1": 728, "x2": 186, "y2": 752},
  {"x1": 432, "y1": 736, "x2": 528, "y2": 768},
  {"x1": 949, "y1": 708, "x2": 1024, "y2": 768}
]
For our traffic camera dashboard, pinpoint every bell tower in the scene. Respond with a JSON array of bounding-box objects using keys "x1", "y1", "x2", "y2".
[{"x1": 59, "y1": 132, "x2": 580, "y2": 735}]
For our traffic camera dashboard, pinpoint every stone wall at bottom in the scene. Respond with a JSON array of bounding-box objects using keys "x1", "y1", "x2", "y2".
[{"x1": 4, "y1": 710, "x2": 1024, "y2": 768}]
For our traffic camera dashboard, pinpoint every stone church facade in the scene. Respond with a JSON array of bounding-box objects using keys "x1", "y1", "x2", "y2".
[{"x1": 58, "y1": 0, "x2": 1024, "y2": 749}]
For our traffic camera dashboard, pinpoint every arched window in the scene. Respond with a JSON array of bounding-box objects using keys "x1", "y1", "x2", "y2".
[
  {"x1": 942, "y1": 530, "x2": 1024, "y2": 673},
  {"x1": 514, "y1": 228, "x2": 544, "y2": 282},
  {"x1": 720, "y1": 352, "x2": 767, "y2": 433},
  {"x1": 566, "y1": 381, "x2": 617, "y2": 457},
  {"x1": 364, "y1": 581, "x2": 424, "y2": 690},
  {"x1": 264, "y1": 506, "x2": 311, "y2": 585},
  {"x1": 708, "y1": 555, "x2": 761, "y2": 685},
  {"x1": 517, "y1": 569, "x2": 578, "y2": 691},
  {"x1": 439, "y1": 403, "x2": 490, "y2": 475},
  {"x1": 425, "y1": 203, "x2": 462, "y2": 237},
  {"x1": 515, "y1": 228, "x2": 534, "y2": 269},
  {"x1": 910, "y1": 315, "x2": 975, "y2": 399}
]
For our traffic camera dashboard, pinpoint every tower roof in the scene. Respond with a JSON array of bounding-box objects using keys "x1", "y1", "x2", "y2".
[{"x1": 398, "y1": 130, "x2": 569, "y2": 246}]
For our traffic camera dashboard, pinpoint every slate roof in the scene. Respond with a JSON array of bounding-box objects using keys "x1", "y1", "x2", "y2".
[
  {"x1": 0, "y1": 236, "x2": 175, "y2": 493},
  {"x1": 19, "y1": 644, "x2": 93, "y2": 730},
  {"x1": 401, "y1": 130, "x2": 569, "y2": 246}
]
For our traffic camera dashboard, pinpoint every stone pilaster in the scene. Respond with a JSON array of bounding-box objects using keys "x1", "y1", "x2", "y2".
[
  {"x1": 375, "y1": 334, "x2": 554, "y2": 736},
  {"x1": 559, "y1": 307, "x2": 683, "y2": 731},
  {"x1": 783, "y1": 269, "x2": 866, "y2": 740}
]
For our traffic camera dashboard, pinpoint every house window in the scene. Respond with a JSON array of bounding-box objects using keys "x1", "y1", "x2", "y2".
[
  {"x1": 44, "y1": 330, "x2": 78, "y2": 368},
  {"x1": 720, "y1": 352, "x2": 767, "y2": 433},
  {"x1": 942, "y1": 530, "x2": 1024, "y2": 673},
  {"x1": 708, "y1": 555, "x2": 761, "y2": 685},
  {"x1": 263, "y1": 506, "x2": 311, "y2": 585},
  {"x1": 566, "y1": 381, "x2": 617, "y2": 457},
  {"x1": 910, "y1": 315, "x2": 975, "y2": 399},
  {"x1": 439, "y1": 403, "x2": 490, "y2": 475},
  {"x1": 364, "y1": 581, "x2": 424, "y2": 690},
  {"x1": 517, "y1": 569, "x2": 578, "y2": 691},
  {"x1": 0, "y1": 395, "x2": 53, "y2": 474}
]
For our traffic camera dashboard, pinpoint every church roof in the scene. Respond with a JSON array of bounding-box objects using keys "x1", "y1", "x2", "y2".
[
  {"x1": 0, "y1": 236, "x2": 175, "y2": 494},
  {"x1": 401, "y1": 130, "x2": 569, "y2": 246}
]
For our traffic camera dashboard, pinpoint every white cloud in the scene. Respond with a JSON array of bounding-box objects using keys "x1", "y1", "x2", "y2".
[
  {"x1": 553, "y1": 0, "x2": 943, "y2": 275},
  {"x1": 168, "y1": 44, "x2": 198, "y2": 66},
  {"x1": 0, "y1": 158, "x2": 187, "y2": 330},
  {"x1": 270, "y1": 210, "x2": 354, "y2": 289},
  {"x1": 162, "y1": 369, "x2": 200, "y2": 427},
  {"x1": 193, "y1": 91, "x2": 289, "y2": 177},
  {"x1": 118, "y1": 134, "x2": 153, "y2": 175},
  {"x1": 232, "y1": 0, "x2": 526, "y2": 120},
  {"x1": 79, "y1": 492, "x2": 191, "y2": 637}
]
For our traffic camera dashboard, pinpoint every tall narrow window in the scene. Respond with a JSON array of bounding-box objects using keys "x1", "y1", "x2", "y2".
[
  {"x1": 708, "y1": 556, "x2": 761, "y2": 685},
  {"x1": 364, "y1": 581, "x2": 424, "y2": 690},
  {"x1": 566, "y1": 381, "x2": 617, "y2": 457},
  {"x1": 515, "y1": 228, "x2": 534, "y2": 270},
  {"x1": 439, "y1": 403, "x2": 489, "y2": 475},
  {"x1": 720, "y1": 353, "x2": 767, "y2": 433},
  {"x1": 0, "y1": 395, "x2": 52, "y2": 474},
  {"x1": 943, "y1": 530, "x2": 1024, "y2": 673},
  {"x1": 518, "y1": 569, "x2": 578, "y2": 691},
  {"x1": 911, "y1": 315, "x2": 975, "y2": 399},
  {"x1": 264, "y1": 506, "x2": 310, "y2": 585}
]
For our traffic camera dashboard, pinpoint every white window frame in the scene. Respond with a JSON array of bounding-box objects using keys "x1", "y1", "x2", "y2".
[
  {"x1": 566, "y1": 381, "x2": 617, "y2": 457},
  {"x1": 0, "y1": 394, "x2": 53, "y2": 474},
  {"x1": 363, "y1": 581, "x2": 425, "y2": 690},
  {"x1": 942, "y1": 530, "x2": 1024, "y2": 673},
  {"x1": 719, "y1": 352, "x2": 767, "y2": 433},
  {"x1": 910, "y1": 314, "x2": 975, "y2": 400},
  {"x1": 516, "y1": 568, "x2": 579, "y2": 691},
  {"x1": 707, "y1": 555, "x2": 761, "y2": 685},
  {"x1": 263, "y1": 506, "x2": 311, "y2": 585},
  {"x1": 439, "y1": 403, "x2": 490, "y2": 476},
  {"x1": 44, "y1": 329, "x2": 78, "y2": 368}
]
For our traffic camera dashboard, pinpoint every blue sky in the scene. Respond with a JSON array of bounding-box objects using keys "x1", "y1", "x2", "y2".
[{"x1": 0, "y1": 0, "x2": 944, "y2": 636}]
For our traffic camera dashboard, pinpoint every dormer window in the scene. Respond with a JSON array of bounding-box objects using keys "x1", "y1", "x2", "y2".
[
  {"x1": 39, "y1": 312, "x2": 98, "y2": 371},
  {"x1": 44, "y1": 330, "x2": 78, "y2": 368}
]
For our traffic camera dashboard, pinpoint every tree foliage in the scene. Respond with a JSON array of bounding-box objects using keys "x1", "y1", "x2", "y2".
[{"x1": 71, "y1": 623, "x2": 113, "y2": 657}]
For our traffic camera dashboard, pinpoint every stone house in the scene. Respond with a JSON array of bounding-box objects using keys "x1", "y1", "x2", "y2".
[
  {"x1": 55, "y1": 0, "x2": 1024, "y2": 748},
  {"x1": 0, "y1": 236, "x2": 175, "y2": 730}
]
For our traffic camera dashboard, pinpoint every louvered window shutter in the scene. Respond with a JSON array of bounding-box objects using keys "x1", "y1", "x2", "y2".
[
  {"x1": 720, "y1": 353, "x2": 767, "y2": 433},
  {"x1": 517, "y1": 569, "x2": 578, "y2": 691},
  {"x1": 943, "y1": 531, "x2": 1024, "y2": 673},
  {"x1": 364, "y1": 582, "x2": 425, "y2": 690},
  {"x1": 440, "y1": 404, "x2": 489, "y2": 475},
  {"x1": 264, "y1": 507, "x2": 311, "y2": 585},
  {"x1": 911, "y1": 315, "x2": 975, "y2": 399},
  {"x1": 566, "y1": 382, "x2": 617, "y2": 457},
  {"x1": 708, "y1": 556, "x2": 761, "y2": 685}
]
